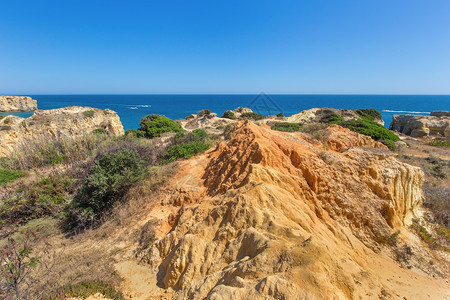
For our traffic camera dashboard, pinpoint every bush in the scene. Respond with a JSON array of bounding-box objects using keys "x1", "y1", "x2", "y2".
[
  {"x1": 70, "y1": 150, "x2": 148, "y2": 226},
  {"x1": 0, "y1": 175, "x2": 75, "y2": 226},
  {"x1": 277, "y1": 112, "x2": 285, "y2": 117},
  {"x1": 198, "y1": 109, "x2": 211, "y2": 116},
  {"x1": 339, "y1": 119, "x2": 400, "y2": 150},
  {"x1": 428, "y1": 140, "x2": 450, "y2": 147},
  {"x1": 0, "y1": 169, "x2": 26, "y2": 185},
  {"x1": 240, "y1": 112, "x2": 265, "y2": 121},
  {"x1": 165, "y1": 141, "x2": 210, "y2": 162},
  {"x1": 271, "y1": 122, "x2": 302, "y2": 132},
  {"x1": 356, "y1": 108, "x2": 382, "y2": 121},
  {"x1": 222, "y1": 110, "x2": 235, "y2": 119},
  {"x1": 82, "y1": 110, "x2": 95, "y2": 118},
  {"x1": 319, "y1": 109, "x2": 344, "y2": 124},
  {"x1": 92, "y1": 128, "x2": 107, "y2": 135},
  {"x1": 45, "y1": 280, "x2": 124, "y2": 300},
  {"x1": 138, "y1": 114, "x2": 184, "y2": 138},
  {"x1": 125, "y1": 128, "x2": 146, "y2": 138}
]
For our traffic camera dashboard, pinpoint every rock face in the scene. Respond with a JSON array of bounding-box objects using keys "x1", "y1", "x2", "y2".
[
  {"x1": 287, "y1": 108, "x2": 385, "y2": 126},
  {"x1": 137, "y1": 121, "x2": 437, "y2": 299},
  {"x1": 389, "y1": 113, "x2": 450, "y2": 138},
  {"x1": 178, "y1": 109, "x2": 235, "y2": 130},
  {"x1": 0, "y1": 106, "x2": 124, "y2": 156},
  {"x1": 0, "y1": 95, "x2": 37, "y2": 112}
]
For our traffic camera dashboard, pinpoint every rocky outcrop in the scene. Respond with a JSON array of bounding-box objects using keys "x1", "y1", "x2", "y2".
[
  {"x1": 178, "y1": 109, "x2": 235, "y2": 130},
  {"x1": 287, "y1": 107, "x2": 385, "y2": 125},
  {"x1": 0, "y1": 106, "x2": 124, "y2": 156},
  {"x1": 0, "y1": 95, "x2": 37, "y2": 112},
  {"x1": 138, "y1": 121, "x2": 434, "y2": 299},
  {"x1": 389, "y1": 112, "x2": 450, "y2": 138}
]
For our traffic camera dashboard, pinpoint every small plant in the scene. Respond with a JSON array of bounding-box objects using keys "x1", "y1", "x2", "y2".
[
  {"x1": 165, "y1": 141, "x2": 210, "y2": 162},
  {"x1": 0, "y1": 169, "x2": 27, "y2": 185},
  {"x1": 222, "y1": 110, "x2": 235, "y2": 119},
  {"x1": 45, "y1": 280, "x2": 124, "y2": 300},
  {"x1": 276, "y1": 112, "x2": 285, "y2": 117},
  {"x1": 92, "y1": 128, "x2": 107, "y2": 135},
  {"x1": 271, "y1": 122, "x2": 301, "y2": 132},
  {"x1": 82, "y1": 110, "x2": 95, "y2": 118},
  {"x1": 428, "y1": 140, "x2": 450, "y2": 147},
  {"x1": 0, "y1": 231, "x2": 53, "y2": 300},
  {"x1": 377, "y1": 230, "x2": 400, "y2": 246},
  {"x1": 240, "y1": 112, "x2": 265, "y2": 121},
  {"x1": 138, "y1": 114, "x2": 184, "y2": 138},
  {"x1": 355, "y1": 108, "x2": 382, "y2": 122},
  {"x1": 125, "y1": 128, "x2": 146, "y2": 138},
  {"x1": 198, "y1": 109, "x2": 212, "y2": 116}
]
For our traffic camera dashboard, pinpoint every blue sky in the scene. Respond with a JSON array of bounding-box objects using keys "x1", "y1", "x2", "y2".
[{"x1": 1, "y1": 0, "x2": 449, "y2": 94}]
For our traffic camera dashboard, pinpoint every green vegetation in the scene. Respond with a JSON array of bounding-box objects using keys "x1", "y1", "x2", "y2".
[
  {"x1": 46, "y1": 280, "x2": 124, "y2": 300},
  {"x1": 199, "y1": 109, "x2": 211, "y2": 115},
  {"x1": 138, "y1": 114, "x2": 184, "y2": 138},
  {"x1": 339, "y1": 119, "x2": 400, "y2": 150},
  {"x1": 319, "y1": 109, "x2": 344, "y2": 124},
  {"x1": 125, "y1": 128, "x2": 145, "y2": 138},
  {"x1": 82, "y1": 110, "x2": 95, "y2": 118},
  {"x1": 70, "y1": 150, "x2": 147, "y2": 227},
  {"x1": 356, "y1": 108, "x2": 382, "y2": 121},
  {"x1": 0, "y1": 169, "x2": 26, "y2": 185},
  {"x1": 165, "y1": 141, "x2": 210, "y2": 162},
  {"x1": 222, "y1": 110, "x2": 235, "y2": 119},
  {"x1": 276, "y1": 112, "x2": 285, "y2": 117},
  {"x1": 0, "y1": 115, "x2": 5, "y2": 120},
  {"x1": 271, "y1": 122, "x2": 302, "y2": 132},
  {"x1": 92, "y1": 128, "x2": 107, "y2": 135},
  {"x1": 240, "y1": 112, "x2": 265, "y2": 121},
  {"x1": 428, "y1": 140, "x2": 450, "y2": 147}
]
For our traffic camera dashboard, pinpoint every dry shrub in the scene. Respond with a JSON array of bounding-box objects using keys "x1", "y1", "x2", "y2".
[{"x1": 423, "y1": 183, "x2": 450, "y2": 227}]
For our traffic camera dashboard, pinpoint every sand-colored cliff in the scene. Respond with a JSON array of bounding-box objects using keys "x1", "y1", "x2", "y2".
[
  {"x1": 0, "y1": 106, "x2": 124, "y2": 156},
  {"x1": 390, "y1": 112, "x2": 450, "y2": 139},
  {"x1": 0, "y1": 95, "x2": 37, "y2": 112},
  {"x1": 132, "y1": 121, "x2": 448, "y2": 299}
]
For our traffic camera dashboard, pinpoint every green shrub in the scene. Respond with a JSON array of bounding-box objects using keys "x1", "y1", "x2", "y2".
[
  {"x1": 428, "y1": 140, "x2": 450, "y2": 147},
  {"x1": 319, "y1": 109, "x2": 344, "y2": 124},
  {"x1": 125, "y1": 128, "x2": 146, "y2": 138},
  {"x1": 339, "y1": 119, "x2": 400, "y2": 150},
  {"x1": 199, "y1": 109, "x2": 212, "y2": 115},
  {"x1": 356, "y1": 108, "x2": 382, "y2": 121},
  {"x1": 240, "y1": 112, "x2": 265, "y2": 121},
  {"x1": 138, "y1": 114, "x2": 184, "y2": 138},
  {"x1": 82, "y1": 110, "x2": 95, "y2": 118},
  {"x1": 165, "y1": 141, "x2": 210, "y2": 162},
  {"x1": 93, "y1": 128, "x2": 107, "y2": 135},
  {"x1": 271, "y1": 122, "x2": 302, "y2": 132},
  {"x1": 222, "y1": 110, "x2": 235, "y2": 119},
  {"x1": 0, "y1": 169, "x2": 26, "y2": 185},
  {"x1": 46, "y1": 280, "x2": 124, "y2": 300},
  {"x1": 73, "y1": 150, "x2": 147, "y2": 221},
  {"x1": 0, "y1": 115, "x2": 5, "y2": 120},
  {"x1": 378, "y1": 139, "x2": 397, "y2": 151},
  {"x1": 277, "y1": 112, "x2": 285, "y2": 117}
]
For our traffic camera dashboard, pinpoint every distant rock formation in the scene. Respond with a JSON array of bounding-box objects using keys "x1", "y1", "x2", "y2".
[
  {"x1": 0, "y1": 106, "x2": 124, "y2": 156},
  {"x1": 0, "y1": 95, "x2": 37, "y2": 112},
  {"x1": 389, "y1": 112, "x2": 450, "y2": 139},
  {"x1": 179, "y1": 109, "x2": 235, "y2": 130},
  {"x1": 286, "y1": 108, "x2": 385, "y2": 125}
]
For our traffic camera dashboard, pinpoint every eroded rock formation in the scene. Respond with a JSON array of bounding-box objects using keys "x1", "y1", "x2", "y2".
[
  {"x1": 0, "y1": 95, "x2": 37, "y2": 112},
  {"x1": 136, "y1": 121, "x2": 439, "y2": 299},
  {"x1": 390, "y1": 112, "x2": 450, "y2": 138},
  {"x1": 0, "y1": 106, "x2": 124, "y2": 156}
]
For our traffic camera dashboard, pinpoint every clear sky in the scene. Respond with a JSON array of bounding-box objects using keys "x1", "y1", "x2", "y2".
[{"x1": 1, "y1": 0, "x2": 449, "y2": 94}]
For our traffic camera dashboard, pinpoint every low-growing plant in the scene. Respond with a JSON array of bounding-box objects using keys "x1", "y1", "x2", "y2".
[
  {"x1": 138, "y1": 114, "x2": 184, "y2": 138},
  {"x1": 44, "y1": 279, "x2": 124, "y2": 300},
  {"x1": 240, "y1": 112, "x2": 265, "y2": 121},
  {"x1": 428, "y1": 140, "x2": 450, "y2": 147},
  {"x1": 0, "y1": 169, "x2": 27, "y2": 185},
  {"x1": 165, "y1": 141, "x2": 210, "y2": 162},
  {"x1": 319, "y1": 109, "x2": 344, "y2": 124},
  {"x1": 92, "y1": 128, "x2": 107, "y2": 135},
  {"x1": 277, "y1": 112, "x2": 285, "y2": 117},
  {"x1": 271, "y1": 122, "x2": 302, "y2": 132},
  {"x1": 82, "y1": 110, "x2": 95, "y2": 118},
  {"x1": 356, "y1": 108, "x2": 382, "y2": 121},
  {"x1": 125, "y1": 128, "x2": 146, "y2": 138},
  {"x1": 222, "y1": 110, "x2": 235, "y2": 119}
]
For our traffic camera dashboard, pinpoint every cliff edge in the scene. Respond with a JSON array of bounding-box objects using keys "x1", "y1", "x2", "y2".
[{"x1": 0, "y1": 95, "x2": 37, "y2": 112}]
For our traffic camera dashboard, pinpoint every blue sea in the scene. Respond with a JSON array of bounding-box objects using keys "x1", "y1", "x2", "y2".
[{"x1": 1, "y1": 95, "x2": 449, "y2": 130}]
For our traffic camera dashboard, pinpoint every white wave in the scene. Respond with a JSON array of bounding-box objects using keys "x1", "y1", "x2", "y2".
[
  {"x1": 130, "y1": 107, "x2": 138, "y2": 110},
  {"x1": 135, "y1": 105, "x2": 152, "y2": 107},
  {"x1": 382, "y1": 109, "x2": 430, "y2": 114}
]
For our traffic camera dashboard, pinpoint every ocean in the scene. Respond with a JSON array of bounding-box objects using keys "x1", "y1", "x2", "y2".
[{"x1": 1, "y1": 94, "x2": 449, "y2": 130}]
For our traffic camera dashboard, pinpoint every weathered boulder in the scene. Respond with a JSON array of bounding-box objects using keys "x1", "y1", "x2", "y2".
[
  {"x1": 0, "y1": 95, "x2": 37, "y2": 112},
  {"x1": 287, "y1": 108, "x2": 385, "y2": 125},
  {"x1": 0, "y1": 106, "x2": 124, "y2": 156},
  {"x1": 389, "y1": 113, "x2": 450, "y2": 138},
  {"x1": 178, "y1": 109, "x2": 235, "y2": 130}
]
